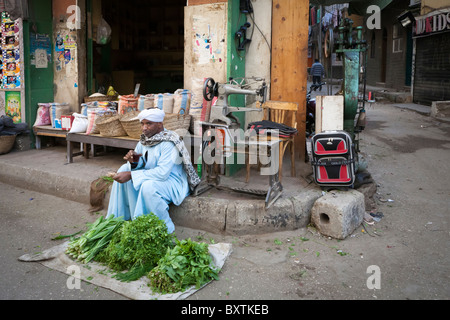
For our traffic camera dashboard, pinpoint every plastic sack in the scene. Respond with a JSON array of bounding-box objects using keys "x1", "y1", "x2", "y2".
[
  {"x1": 190, "y1": 78, "x2": 204, "y2": 112},
  {"x1": 138, "y1": 94, "x2": 155, "y2": 111},
  {"x1": 69, "y1": 113, "x2": 88, "y2": 133},
  {"x1": 173, "y1": 89, "x2": 191, "y2": 115},
  {"x1": 49, "y1": 103, "x2": 70, "y2": 128},
  {"x1": 118, "y1": 95, "x2": 139, "y2": 115},
  {"x1": 97, "y1": 17, "x2": 111, "y2": 45},
  {"x1": 86, "y1": 108, "x2": 104, "y2": 134},
  {"x1": 154, "y1": 93, "x2": 174, "y2": 114},
  {"x1": 33, "y1": 103, "x2": 52, "y2": 126}
]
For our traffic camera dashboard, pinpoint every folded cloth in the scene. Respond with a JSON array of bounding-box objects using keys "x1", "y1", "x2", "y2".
[
  {"x1": 0, "y1": 115, "x2": 14, "y2": 127},
  {"x1": 248, "y1": 120, "x2": 298, "y2": 138},
  {"x1": 0, "y1": 115, "x2": 30, "y2": 135}
]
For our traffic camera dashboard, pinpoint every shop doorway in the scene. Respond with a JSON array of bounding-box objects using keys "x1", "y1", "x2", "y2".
[
  {"x1": 413, "y1": 32, "x2": 450, "y2": 105},
  {"x1": 90, "y1": 0, "x2": 185, "y2": 96}
]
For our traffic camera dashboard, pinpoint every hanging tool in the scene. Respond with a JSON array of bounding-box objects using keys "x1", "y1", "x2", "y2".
[{"x1": 235, "y1": 22, "x2": 252, "y2": 51}]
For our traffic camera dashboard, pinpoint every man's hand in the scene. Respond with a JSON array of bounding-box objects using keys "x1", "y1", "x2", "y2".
[
  {"x1": 113, "y1": 171, "x2": 132, "y2": 183},
  {"x1": 124, "y1": 150, "x2": 142, "y2": 163}
]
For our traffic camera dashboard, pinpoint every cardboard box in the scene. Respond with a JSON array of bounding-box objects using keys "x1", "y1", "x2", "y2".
[
  {"x1": 61, "y1": 114, "x2": 75, "y2": 131},
  {"x1": 315, "y1": 96, "x2": 344, "y2": 133}
]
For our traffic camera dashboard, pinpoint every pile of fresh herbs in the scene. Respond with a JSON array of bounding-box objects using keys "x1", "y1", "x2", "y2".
[
  {"x1": 65, "y1": 213, "x2": 220, "y2": 293},
  {"x1": 95, "y1": 213, "x2": 175, "y2": 282},
  {"x1": 148, "y1": 238, "x2": 219, "y2": 294}
]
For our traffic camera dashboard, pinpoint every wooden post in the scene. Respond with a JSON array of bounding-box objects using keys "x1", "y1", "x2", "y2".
[{"x1": 271, "y1": 0, "x2": 309, "y2": 161}]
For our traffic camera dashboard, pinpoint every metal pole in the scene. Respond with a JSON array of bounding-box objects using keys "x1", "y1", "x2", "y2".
[{"x1": 318, "y1": 5, "x2": 322, "y2": 62}]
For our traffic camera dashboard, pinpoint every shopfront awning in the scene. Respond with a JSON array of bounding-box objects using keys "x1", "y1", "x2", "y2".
[{"x1": 310, "y1": 0, "x2": 393, "y2": 16}]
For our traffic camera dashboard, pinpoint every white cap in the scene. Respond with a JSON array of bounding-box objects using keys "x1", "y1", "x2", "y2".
[{"x1": 135, "y1": 108, "x2": 165, "y2": 122}]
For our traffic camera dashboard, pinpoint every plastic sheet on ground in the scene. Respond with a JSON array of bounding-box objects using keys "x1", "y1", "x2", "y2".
[{"x1": 18, "y1": 241, "x2": 232, "y2": 300}]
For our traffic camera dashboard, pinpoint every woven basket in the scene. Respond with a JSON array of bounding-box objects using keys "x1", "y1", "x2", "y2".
[
  {"x1": 120, "y1": 111, "x2": 141, "y2": 139},
  {"x1": 118, "y1": 109, "x2": 191, "y2": 137},
  {"x1": 95, "y1": 112, "x2": 127, "y2": 137},
  {"x1": 0, "y1": 134, "x2": 17, "y2": 155},
  {"x1": 163, "y1": 111, "x2": 191, "y2": 131}
]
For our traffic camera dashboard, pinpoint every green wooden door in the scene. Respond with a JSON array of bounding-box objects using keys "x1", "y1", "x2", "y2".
[
  {"x1": 23, "y1": 0, "x2": 54, "y2": 147},
  {"x1": 226, "y1": 0, "x2": 246, "y2": 176}
]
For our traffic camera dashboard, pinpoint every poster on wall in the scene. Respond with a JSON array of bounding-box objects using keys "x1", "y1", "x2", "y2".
[
  {"x1": 5, "y1": 91, "x2": 21, "y2": 123},
  {"x1": 35, "y1": 48, "x2": 48, "y2": 68},
  {"x1": 30, "y1": 32, "x2": 52, "y2": 68},
  {"x1": 54, "y1": 31, "x2": 77, "y2": 73},
  {"x1": 1, "y1": 12, "x2": 21, "y2": 89}
]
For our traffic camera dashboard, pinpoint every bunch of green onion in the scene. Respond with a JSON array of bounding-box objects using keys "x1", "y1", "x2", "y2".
[{"x1": 66, "y1": 215, "x2": 124, "y2": 264}]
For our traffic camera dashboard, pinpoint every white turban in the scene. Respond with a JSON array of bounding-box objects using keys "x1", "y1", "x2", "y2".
[{"x1": 136, "y1": 108, "x2": 165, "y2": 122}]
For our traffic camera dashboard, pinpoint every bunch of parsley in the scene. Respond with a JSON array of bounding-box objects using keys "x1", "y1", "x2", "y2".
[
  {"x1": 96, "y1": 213, "x2": 174, "y2": 282},
  {"x1": 148, "y1": 238, "x2": 219, "y2": 293}
]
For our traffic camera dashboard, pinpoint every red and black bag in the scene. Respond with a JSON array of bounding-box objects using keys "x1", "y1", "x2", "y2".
[{"x1": 310, "y1": 130, "x2": 355, "y2": 187}]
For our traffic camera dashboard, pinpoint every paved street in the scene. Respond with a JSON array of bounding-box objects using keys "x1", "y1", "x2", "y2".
[{"x1": 1, "y1": 99, "x2": 449, "y2": 304}]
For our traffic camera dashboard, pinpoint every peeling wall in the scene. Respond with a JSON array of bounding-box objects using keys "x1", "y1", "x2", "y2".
[
  {"x1": 184, "y1": 2, "x2": 228, "y2": 89},
  {"x1": 52, "y1": 0, "x2": 86, "y2": 112},
  {"x1": 184, "y1": 1, "x2": 228, "y2": 128}
]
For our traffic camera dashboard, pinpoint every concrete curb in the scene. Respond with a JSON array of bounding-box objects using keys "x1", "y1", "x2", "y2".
[
  {"x1": 0, "y1": 161, "x2": 93, "y2": 204},
  {"x1": 392, "y1": 103, "x2": 431, "y2": 116},
  {"x1": 0, "y1": 157, "x2": 323, "y2": 235},
  {"x1": 170, "y1": 188, "x2": 323, "y2": 236},
  {"x1": 0, "y1": 147, "x2": 370, "y2": 237},
  {"x1": 374, "y1": 90, "x2": 412, "y2": 104}
]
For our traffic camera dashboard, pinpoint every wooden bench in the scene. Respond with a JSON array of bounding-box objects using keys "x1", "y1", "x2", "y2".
[
  {"x1": 35, "y1": 127, "x2": 200, "y2": 165},
  {"x1": 66, "y1": 133, "x2": 139, "y2": 163},
  {"x1": 33, "y1": 125, "x2": 69, "y2": 149}
]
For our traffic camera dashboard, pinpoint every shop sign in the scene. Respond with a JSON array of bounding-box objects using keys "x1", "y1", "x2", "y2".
[{"x1": 413, "y1": 8, "x2": 450, "y2": 38}]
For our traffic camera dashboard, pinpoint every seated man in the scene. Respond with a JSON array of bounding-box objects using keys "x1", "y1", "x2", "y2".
[{"x1": 107, "y1": 108, "x2": 200, "y2": 233}]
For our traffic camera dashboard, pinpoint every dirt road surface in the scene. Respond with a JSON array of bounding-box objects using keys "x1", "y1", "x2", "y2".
[{"x1": 0, "y1": 101, "x2": 448, "y2": 303}]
